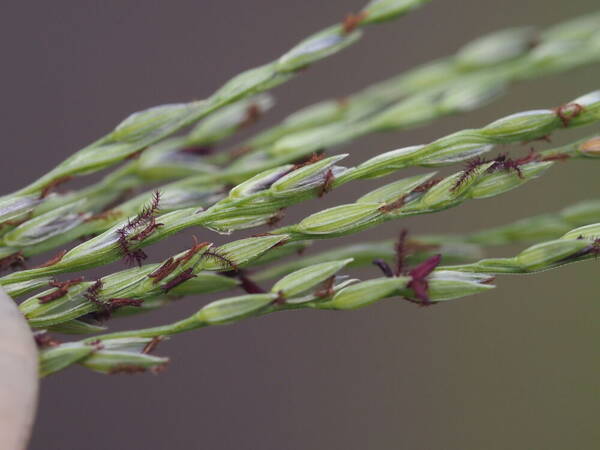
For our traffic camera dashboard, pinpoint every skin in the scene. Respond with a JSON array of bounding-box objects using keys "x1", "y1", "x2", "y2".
[{"x1": 0, "y1": 287, "x2": 38, "y2": 449}]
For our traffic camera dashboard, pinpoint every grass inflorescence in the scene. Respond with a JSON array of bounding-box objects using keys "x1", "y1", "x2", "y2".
[{"x1": 2, "y1": 2, "x2": 600, "y2": 377}]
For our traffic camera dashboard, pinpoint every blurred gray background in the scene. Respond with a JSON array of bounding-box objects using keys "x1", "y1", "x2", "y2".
[{"x1": 1, "y1": 1, "x2": 598, "y2": 449}]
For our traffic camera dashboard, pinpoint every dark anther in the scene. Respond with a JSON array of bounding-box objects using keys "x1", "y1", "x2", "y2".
[
  {"x1": 175, "y1": 237, "x2": 210, "y2": 265},
  {"x1": 148, "y1": 257, "x2": 180, "y2": 284},
  {"x1": 372, "y1": 259, "x2": 394, "y2": 278},
  {"x1": 237, "y1": 271, "x2": 266, "y2": 294},
  {"x1": 38, "y1": 277, "x2": 85, "y2": 304},
  {"x1": 407, "y1": 254, "x2": 442, "y2": 306},
  {"x1": 129, "y1": 217, "x2": 164, "y2": 242},
  {"x1": 107, "y1": 298, "x2": 144, "y2": 308},
  {"x1": 162, "y1": 268, "x2": 197, "y2": 293},
  {"x1": 374, "y1": 230, "x2": 443, "y2": 307}
]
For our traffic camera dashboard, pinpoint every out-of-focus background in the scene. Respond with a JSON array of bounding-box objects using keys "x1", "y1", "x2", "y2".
[{"x1": 1, "y1": 1, "x2": 598, "y2": 448}]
